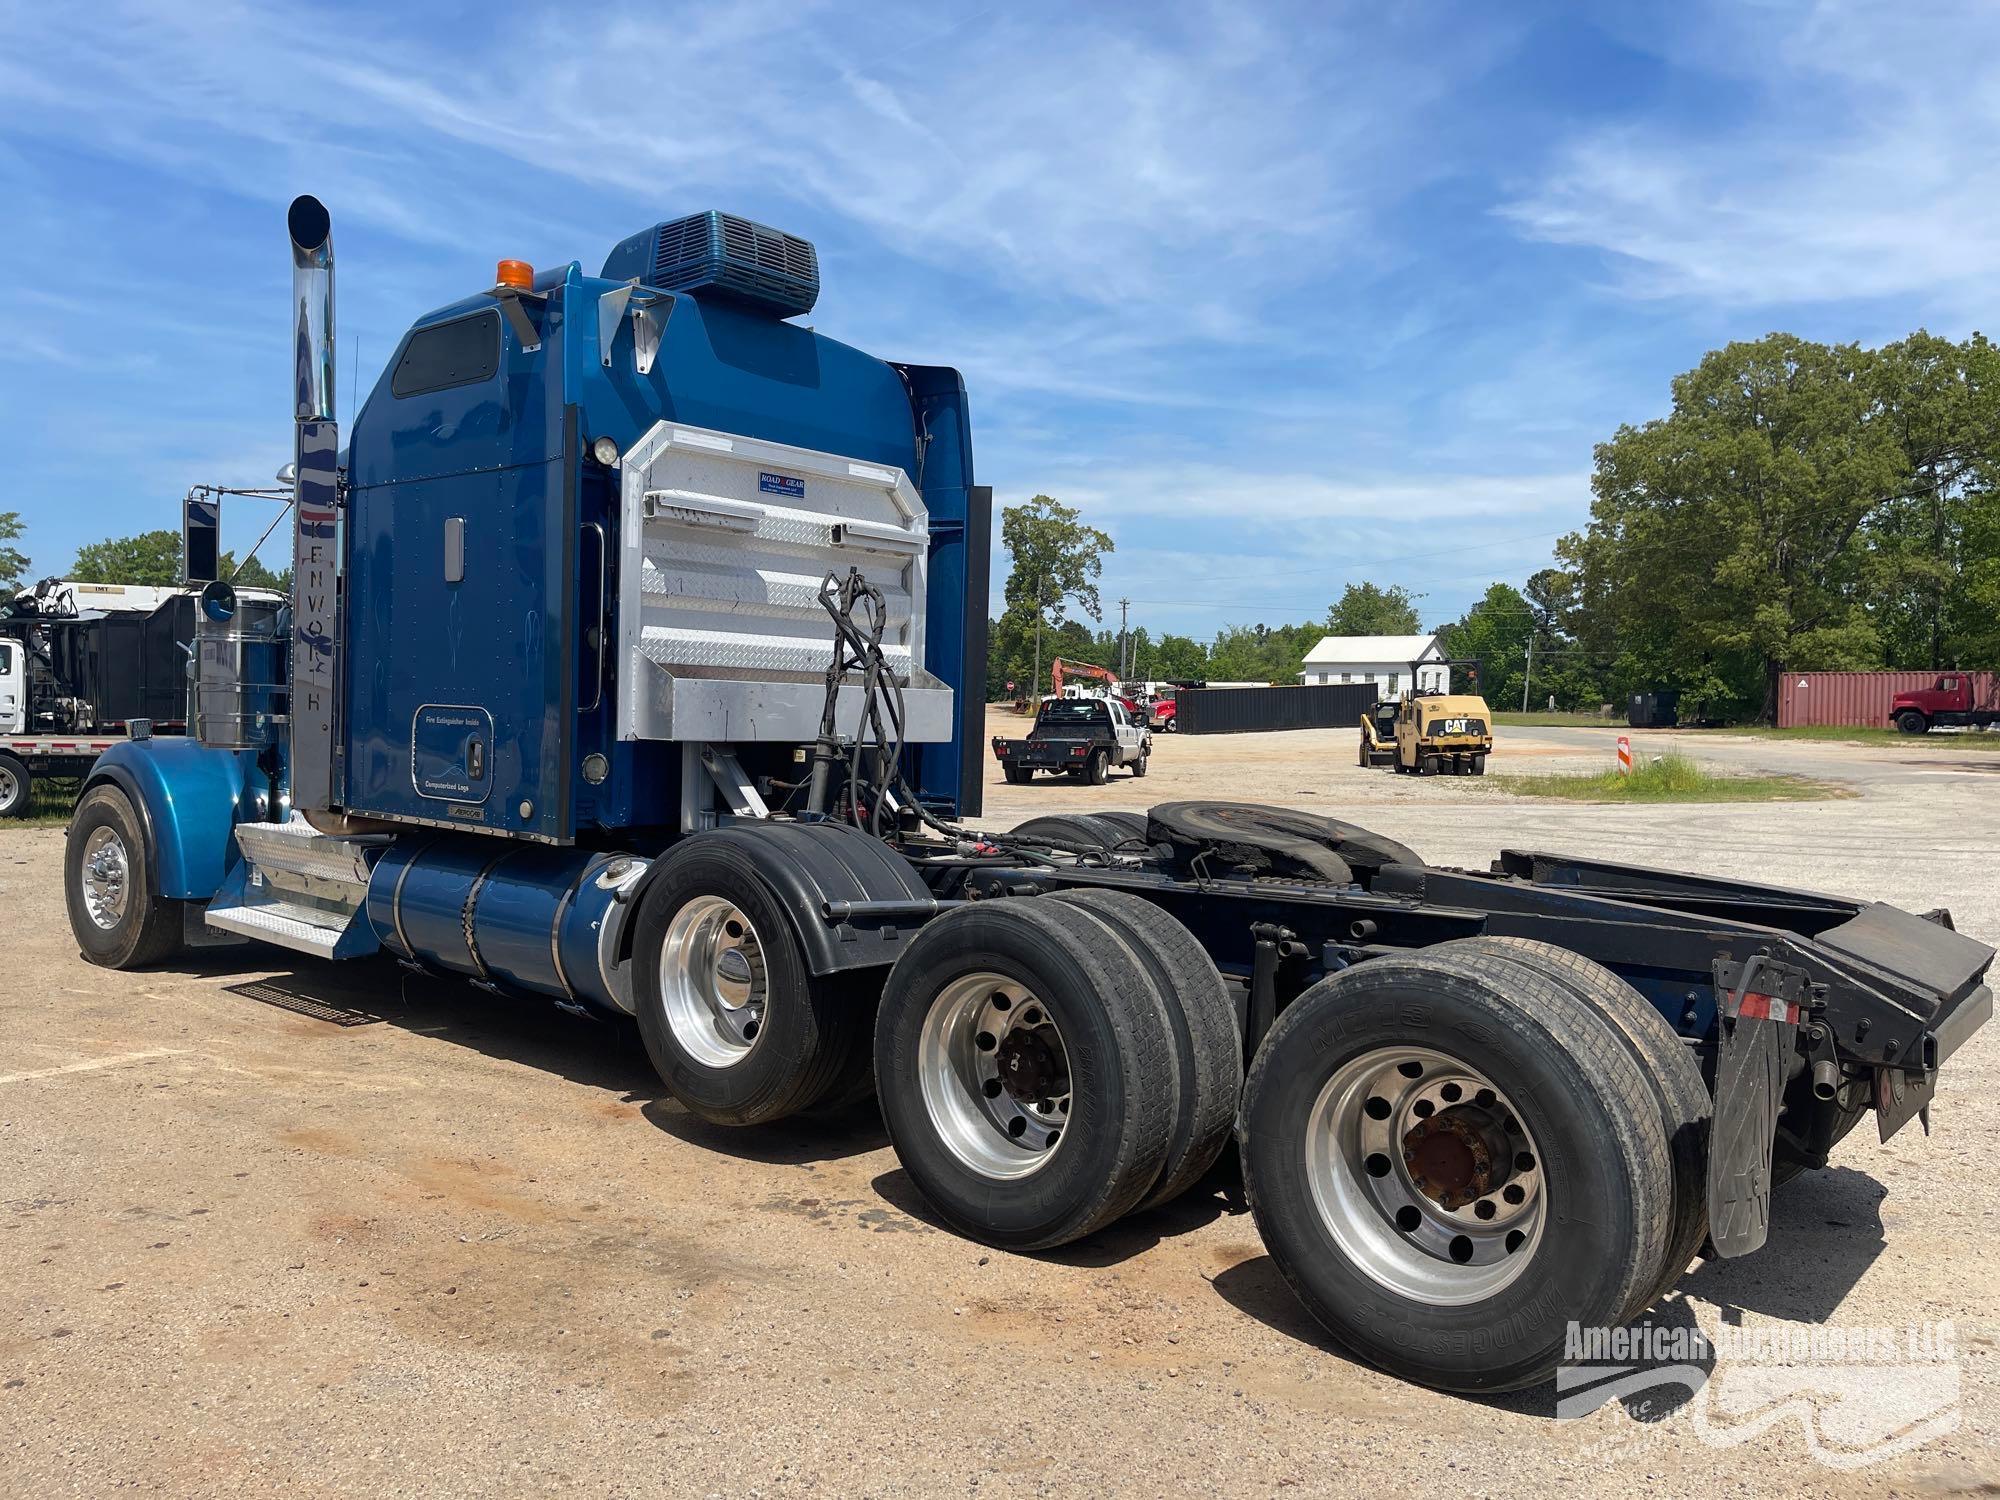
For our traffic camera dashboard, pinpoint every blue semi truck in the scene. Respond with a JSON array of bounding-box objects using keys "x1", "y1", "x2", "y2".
[{"x1": 62, "y1": 197, "x2": 1992, "y2": 1394}]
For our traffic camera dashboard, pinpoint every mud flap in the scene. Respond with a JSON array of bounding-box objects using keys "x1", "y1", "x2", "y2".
[{"x1": 1706, "y1": 958, "x2": 1808, "y2": 1258}]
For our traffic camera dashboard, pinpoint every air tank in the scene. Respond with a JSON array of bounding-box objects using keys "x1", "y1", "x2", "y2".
[{"x1": 365, "y1": 838, "x2": 651, "y2": 1013}]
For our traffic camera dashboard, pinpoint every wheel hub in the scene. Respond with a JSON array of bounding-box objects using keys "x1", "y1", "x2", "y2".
[
  {"x1": 1402, "y1": 1107, "x2": 1508, "y2": 1209},
  {"x1": 917, "y1": 975, "x2": 1071, "y2": 1180},
  {"x1": 658, "y1": 897, "x2": 766, "y2": 1068},
  {"x1": 79, "y1": 826, "x2": 130, "y2": 930},
  {"x1": 1305, "y1": 1045, "x2": 1547, "y2": 1305},
  {"x1": 996, "y1": 1024, "x2": 1069, "y2": 1107}
]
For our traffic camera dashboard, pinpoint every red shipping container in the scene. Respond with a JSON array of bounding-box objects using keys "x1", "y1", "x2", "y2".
[{"x1": 1776, "y1": 670, "x2": 2000, "y2": 729}]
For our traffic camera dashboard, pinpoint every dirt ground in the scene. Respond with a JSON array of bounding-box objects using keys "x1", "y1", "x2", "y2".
[{"x1": 2, "y1": 719, "x2": 1996, "y2": 1497}]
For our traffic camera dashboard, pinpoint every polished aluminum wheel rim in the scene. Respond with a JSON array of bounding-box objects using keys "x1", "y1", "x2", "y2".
[
  {"x1": 918, "y1": 972, "x2": 1071, "y2": 1180},
  {"x1": 659, "y1": 896, "x2": 766, "y2": 1068},
  {"x1": 80, "y1": 826, "x2": 130, "y2": 931},
  {"x1": 1305, "y1": 1045, "x2": 1545, "y2": 1305},
  {"x1": 0, "y1": 764, "x2": 18, "y2": 811}
]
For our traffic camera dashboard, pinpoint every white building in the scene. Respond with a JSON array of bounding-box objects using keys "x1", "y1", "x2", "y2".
[{"x1": 1299, "y1": 634, "x2": 1449, "y2": 698}]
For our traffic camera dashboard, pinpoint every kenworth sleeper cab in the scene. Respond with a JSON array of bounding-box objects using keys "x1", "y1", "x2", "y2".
[{"x1": 62, "y1": 198, "x2": 1992, "y2": 1394}]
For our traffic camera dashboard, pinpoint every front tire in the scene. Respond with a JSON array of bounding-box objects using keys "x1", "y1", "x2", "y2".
[
  {"x1": 65, "y1": 783, "x2": 185, "y2": 968},
  {"x1": 1240, "y1": 953, "x2": 1672, "y2": 1392},
  {"x1": 1896, "y1": 710, "x2": 1928, "y2": 735},
  {"x1": 631, "y1": 843, "x2": 865, "y2": 1126},
  {"x1": 0, "y1": 752, "x2": 30, "y2": 818},
  {"x1": 1130, "y1": 752, "x2": 1148, "y2": 779}
]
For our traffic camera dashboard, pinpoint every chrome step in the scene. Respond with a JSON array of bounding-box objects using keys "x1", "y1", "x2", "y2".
[
  {"x1": 204, "y1": 897, "x2": 375, "y2": 960},
  {"x1": 203, "y1": 814, "x2": 384, "y2": 961}
]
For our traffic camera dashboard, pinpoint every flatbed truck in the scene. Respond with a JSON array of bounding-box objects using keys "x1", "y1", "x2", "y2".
[{"x1": 59, "y1": 196, "x2": 1993, "y2": 1395}]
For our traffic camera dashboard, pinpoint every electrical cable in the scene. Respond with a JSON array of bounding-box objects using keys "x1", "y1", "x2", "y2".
[{"x1": 813, "y1": 567, "x2": 1132, "y2": 864}]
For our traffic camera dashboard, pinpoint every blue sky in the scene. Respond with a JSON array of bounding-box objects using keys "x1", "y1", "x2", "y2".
[{"x1": 2, "y1": 1, "x2": 1993, "y2": 646}]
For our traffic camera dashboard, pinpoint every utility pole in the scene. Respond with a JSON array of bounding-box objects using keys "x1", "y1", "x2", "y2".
[
  {"x1": 1521, "y1": 633, "x2": 1534, "y2": 713},
  {"x1": 1118, "y1": 597, "x2": 1130, "y2": 683},
  {"x1": 1031, "y1": 575, "x2": 1044, "y2": 701}
]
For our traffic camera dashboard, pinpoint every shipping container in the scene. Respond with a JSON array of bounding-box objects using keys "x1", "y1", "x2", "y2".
[
  {"x1": 1628, "y1": 690, "x2": 1681, "y2": 729},
  {"x1": 1177, "y1": 682, "x2": 1374, "y2": 735},
  {"x1": 1776, "y1": 670, "x2": 2000, "y2": 729}
]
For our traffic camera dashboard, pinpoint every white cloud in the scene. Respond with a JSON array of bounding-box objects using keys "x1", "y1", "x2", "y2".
[
  {"x1": 1499, "y1": 3, "x2": 2000, "y2": 313},
  {"x1": 0, "y1": 0, "x2": 1461, "y2": 320},
  {"x1": 1002, "y1": 461, "x2": 1589, "y2": 526}
]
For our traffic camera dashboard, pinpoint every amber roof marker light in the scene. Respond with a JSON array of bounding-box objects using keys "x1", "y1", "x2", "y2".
[{"x1": 495, "y1": 258, "x2": 535, "y2": 290}]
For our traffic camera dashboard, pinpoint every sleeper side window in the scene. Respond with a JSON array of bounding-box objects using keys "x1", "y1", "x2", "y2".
[{"x1": 391, "y1": 310, "x2": 502, "y2": 398}]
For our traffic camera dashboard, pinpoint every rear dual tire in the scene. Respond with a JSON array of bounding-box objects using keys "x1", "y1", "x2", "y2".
[
  {"x1": 874, "y1": 894, "x2": 1237, "y2": 1250},
  {"x1": 874, "y1": 898, "x2": 1177, "y2": 1249},
  {"x1": 1240, "y1": 950, "x2": 1673, "y2": 1392}
]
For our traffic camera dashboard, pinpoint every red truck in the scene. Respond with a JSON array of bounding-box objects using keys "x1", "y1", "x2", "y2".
[{"x1": 1891, "y1": 672, "x2": 2000, "y2": 734}]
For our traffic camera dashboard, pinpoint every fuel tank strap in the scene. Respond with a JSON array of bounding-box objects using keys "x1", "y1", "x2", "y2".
[
  {"x1": 548, "y1": 855, "x2": 606, "y2": 1006},
  {"x1": 389, "y1": 838, "x2": 439, "y2": 961},
  {"x1": 461, "y1": 848, "x2": 520, "y2": 982}
]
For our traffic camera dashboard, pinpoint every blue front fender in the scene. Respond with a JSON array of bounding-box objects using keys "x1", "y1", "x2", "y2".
[{"x1": 86, "y1": 739, "x2": 263, "y2": 901}]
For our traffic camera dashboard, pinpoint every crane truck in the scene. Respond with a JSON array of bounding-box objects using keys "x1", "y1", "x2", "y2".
[
  {"x1": 60, "y1": 196, "x2": 1993, "y2": 1395},
  {"x1": 1, "y1": 579, "x2": 276, "y2": 816}
]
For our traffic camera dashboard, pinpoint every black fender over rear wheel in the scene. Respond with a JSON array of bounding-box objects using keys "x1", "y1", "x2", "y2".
[
  {"x1": 65, "y1": 783, "x2": 185, "y2": 968},
  {"x1": 630, "y1": 842, "x2": 867, "y2": 1126},
  {"x1": 1240, "y1": 952, "x2": 1672, "y2": 1393},
  {"x1": 874, "y1": 898, "x2": 1179, "y2": 1250}
]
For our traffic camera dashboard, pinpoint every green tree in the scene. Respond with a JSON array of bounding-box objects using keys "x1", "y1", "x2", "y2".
[
  {"x1": 1437, "y1": 583, "x2": 1533, "y2": 708},
  {"x1": 1148, "y1": 633, "x2": 1209, "y2": 680},
  {"x1": 218, "y1": 552, "x2": 287, "y2": 591},
  {"x1": 997, "y1": 495, "x2": 1114, "y2": 695},
  {"x1": 1861, "y1": 331, "x2": 2000, "y2": 669},
  {"x1": 1206, "y1": 620, "x2": 1324, "y2": 683},
  {"x1": 70, "y1": 529, "x2": 185, "y2": 586},
  {"x1": 1563, "y1": 333, "x2": 1903, "y2": 720},
  {"x1": 0, "y1": 512, "x2": 27, "y2": 595},
  {"x1": 1326, "y1": 581, "x2": 1422, "y2": 636}
]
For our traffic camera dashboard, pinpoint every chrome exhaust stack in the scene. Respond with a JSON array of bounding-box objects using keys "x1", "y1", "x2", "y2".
[
  {"x1": 286, "y1": 195, "x2": 341, "y2": 813},
  {"x1": 288, "y1": 196, "x2": 335, "y2": 423}
]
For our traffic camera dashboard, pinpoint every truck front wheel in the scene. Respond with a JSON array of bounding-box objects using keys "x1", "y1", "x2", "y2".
[
  {"x1": 1896, "y1": 710, "x2": 1928, "y2": 735},
  {"x1": 64, "y1": 784, "x2": 186, "y2": 968},
  {"x1": 0, "y1": 752, "x2": 29, "y2": 818}
]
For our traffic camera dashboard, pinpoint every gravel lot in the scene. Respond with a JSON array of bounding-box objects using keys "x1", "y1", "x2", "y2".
[{"x1": 2, "y1": 719, "x2": 1994, "y2": 1497}]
